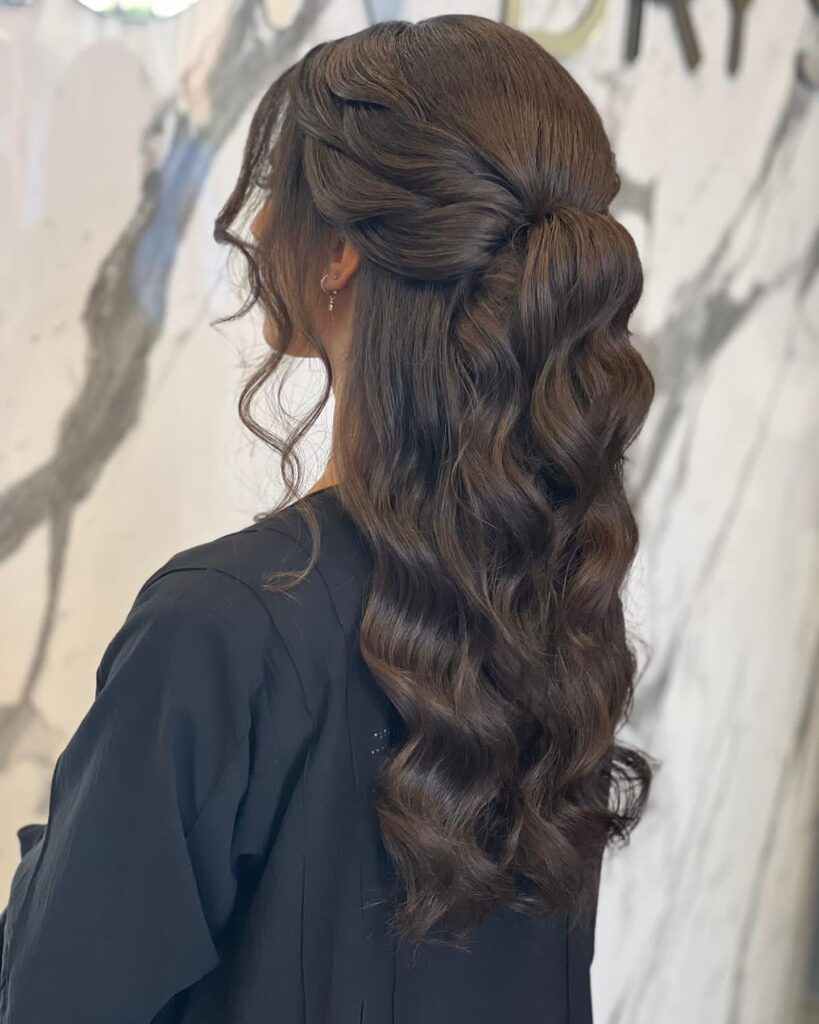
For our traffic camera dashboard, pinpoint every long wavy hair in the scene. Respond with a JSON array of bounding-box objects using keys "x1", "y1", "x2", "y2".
[{"x1": 213, "y1": 14, "x2": 656, "y2": 949}]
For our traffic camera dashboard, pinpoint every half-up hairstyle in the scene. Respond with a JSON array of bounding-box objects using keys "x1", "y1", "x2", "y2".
[{"x1": 213, "y1": 13, "x2": 656, "y2": 949}]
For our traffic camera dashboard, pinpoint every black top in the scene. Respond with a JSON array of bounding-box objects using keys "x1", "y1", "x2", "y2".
[{"x1": 0, "y1": 487, "x2": 598, "y2": 1024}]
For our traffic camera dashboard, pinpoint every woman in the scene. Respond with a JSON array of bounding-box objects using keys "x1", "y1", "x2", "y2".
[{"x1": 0, "y1": 14, "x2": 655, "y2": 1024}]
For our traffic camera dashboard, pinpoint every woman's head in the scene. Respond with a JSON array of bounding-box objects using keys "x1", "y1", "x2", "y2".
[{"x1": 215, "y1": 14, "x2": 655, "y2": 948}]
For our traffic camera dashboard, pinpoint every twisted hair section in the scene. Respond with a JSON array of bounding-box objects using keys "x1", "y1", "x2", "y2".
[{"x1": 212, "y1": 14, "x2": 656, "y2": 948}]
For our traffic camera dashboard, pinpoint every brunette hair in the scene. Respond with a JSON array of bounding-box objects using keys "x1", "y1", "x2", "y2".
[{"x1": 213, "y1": 14, "x2": 656, "y2": 949}]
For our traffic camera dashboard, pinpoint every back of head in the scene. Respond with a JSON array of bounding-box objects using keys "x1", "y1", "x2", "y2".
[{"x1": 215, "y1": 14, "x2": 655, "y2": 949}]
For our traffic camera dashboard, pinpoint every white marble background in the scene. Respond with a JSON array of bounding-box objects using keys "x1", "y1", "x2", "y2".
[{"x1": 1, "y1": 1, "x2": 817, "y2": 1022}]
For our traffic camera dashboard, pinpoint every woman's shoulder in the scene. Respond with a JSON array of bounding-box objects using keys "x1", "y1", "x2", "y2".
[
  {"x1": 129, "y1": 487, "x2": 370, "y2": 651},
  {"x1": 88, "y1": 491, "x2": 366, "y2": 750},
  {"x1": 110, "y1": 489, "x2": 370, "y2": 732}
]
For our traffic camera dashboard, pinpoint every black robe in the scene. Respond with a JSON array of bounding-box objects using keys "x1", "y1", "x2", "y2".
[{"x1": 0, "y1": 487, "x2": 598, "y2": 1023}]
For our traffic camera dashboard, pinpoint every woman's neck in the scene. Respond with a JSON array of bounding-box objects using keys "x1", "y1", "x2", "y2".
[{"x1": 307, "y1": 457, "x2": 337, "y2": 495}]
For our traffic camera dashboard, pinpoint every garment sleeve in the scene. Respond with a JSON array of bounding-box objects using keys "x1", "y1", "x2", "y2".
[{"x1": 0, "y1": 566, "x2": 273, "y2": 1024}]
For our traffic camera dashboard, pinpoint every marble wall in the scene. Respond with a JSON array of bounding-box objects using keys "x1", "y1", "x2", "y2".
[{"x1": 1, "y1": 1, "x2": 817, "y2": 1022}]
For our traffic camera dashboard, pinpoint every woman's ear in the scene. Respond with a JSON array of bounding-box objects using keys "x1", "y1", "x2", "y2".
[{"x1": 324, "y1": 236, "x2": 361, "y2": 292}]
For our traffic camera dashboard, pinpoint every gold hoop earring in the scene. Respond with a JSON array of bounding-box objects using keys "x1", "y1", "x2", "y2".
[{"x1": 320, "y1": 273, "x2": 339, "y2": 312}]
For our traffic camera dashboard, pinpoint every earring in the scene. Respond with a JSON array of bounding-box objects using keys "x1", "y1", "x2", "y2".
[{"x1": 320, "y1": 272, "x2": 339, "y2": 312}]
